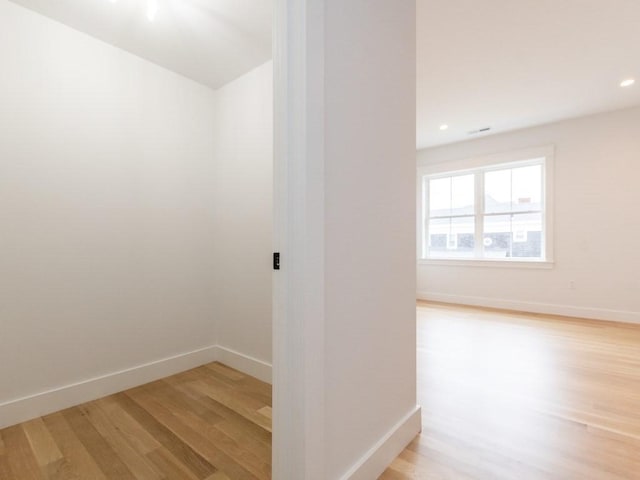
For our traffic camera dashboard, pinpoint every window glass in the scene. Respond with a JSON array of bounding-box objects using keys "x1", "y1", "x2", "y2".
[
  {"x1": 483, "y1": 214, "x2": 513, "y2": 259},
  {"x1": 429, "y1": 177, "x2": 451, "y2": 216},
  {"x1": 511, "y1": 212, "x2": 543, "y2": 258},
  {"x1": 483, "y1": 213, "x2": 542, "y2": 259},
  {"x1": 484, "y1": 169, "x2": 511, "y2": 214},
  {"x1": 428, "y1": 217, "x2": 475, "y2": 259},
  {"x1": 422, "y1": 156, "x2": 548, "y2": 262},
  {"x1": 430, "y1": 174, "x2": 474, "y2": 217},
  {"x1": 512, "y1": 164, "x2": 542, "y2": 213},
  {"x1": 451, "y1": 174, "x2": 474, "y2": 216}
]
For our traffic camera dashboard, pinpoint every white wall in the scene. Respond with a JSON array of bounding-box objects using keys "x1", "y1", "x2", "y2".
[
  {"x1": 273, "y1": 0, "x2": 419, "y2": 478},
  {"x1": 324, "y1": 2, "x2": 419, "y2": 475},
  {"x1": 0, "y1": 0, "x2": 219, "y2": 425},
  {"x1": 418, "y1": 106, "x2": 640, "y2": 323},
  {"x1": 212, "y1": 62, "x2": 273, "y2": 380}
]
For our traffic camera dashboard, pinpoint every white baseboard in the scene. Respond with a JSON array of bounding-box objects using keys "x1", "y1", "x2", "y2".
[
  {"x1": 341, "y1": 406, "x2": 422, "y2": 480},
  {"x1": 0, "y1": 344, "x2": 275, "y2": 430},
  {"x1": 418, "y1": 291, "x2": 640, "y2": 324},
  {"x1": 215, "y1": 346, "x2": 272, "y2": 384}
]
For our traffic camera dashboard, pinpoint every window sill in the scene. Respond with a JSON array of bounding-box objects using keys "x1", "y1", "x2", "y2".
[{"x1": 418, "y1": 258, "x2": 555, "y2": 269}]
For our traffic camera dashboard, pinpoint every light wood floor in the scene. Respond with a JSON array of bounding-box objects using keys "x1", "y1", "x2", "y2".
[
  {"x1": 4, "y1": 304, "x2": 640, "y2": 480},
  {"x1": 0, "y1": 362, "x2": 272, "y2": 480},
  {"x1": 382, "y1": 301, "x2": 640, "y2": 479}
]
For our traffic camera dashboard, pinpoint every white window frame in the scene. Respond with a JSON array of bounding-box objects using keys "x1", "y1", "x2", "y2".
[{"x1": 417, "y1": 145, "x2": 555, "y2": 268}]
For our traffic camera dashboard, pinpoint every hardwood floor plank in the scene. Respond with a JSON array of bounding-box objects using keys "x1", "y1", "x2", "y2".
[
  {"x1": 146, "y1": 380, "x2": 269, "y2": 462},
  {"x1": 0, "y1": 432, "x2": 15, "y2": 480},
  {"x1": 94, "y1": 396, "x2": 163, "y2": 455},
  {"x1": 2, "y1": 425, "x2": 43, "y2": 480},
  {"x1": 42, "y1": 412, "x2": 107, "y2": 480},
  {"x1": 155, "y1": 379, "x2": 225, "y2": 424},
  {"x1": 202, "y1": 364, "x2": 272, "y2": 404},
  {"x1": 257, "y1": 407, "x2": 272, "y2": 421},
  {"x1": 0, "y1": 453, "x2": 13, "y2": 480},
  {"x1": 78, "y1": 403, "x2": 164, "y2": 480},
  {"x1": 212, "y1": 420, "x2": 271, "y2": 463},
  {"x1": 202, "y1": 363, "x2": 245, "y2": 382},
  {"x1": 165, "y1": 375, "x2": 272, "y2": 446},
  {"x1": 113, "y1": 391, "x2": 218, "y2": 479},
  {"x1": 21, "y1": 418, "x2": 63, "y2": 470},
  {"x1": 127, "y1": 389, "x2": 266, "y2": 480},
  {"x1": 45, "y1": 458, "x2": 82, "y2": 480},
  {"x1": 205, "y1": 472, "x2": 233, "y2": 480},
  {"x1": 61, "y1": 406, "x2": 137, "y2": 479},
  {"x1": 145, "y1": 447, "x2": 205, "y2": 480},
  {"x1": 186, "y1": 375, "x2": 272, "y2": 433}
]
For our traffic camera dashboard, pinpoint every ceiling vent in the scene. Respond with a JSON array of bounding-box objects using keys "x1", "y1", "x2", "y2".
[{"x1": 468, "y1": 127, "x2": 492, "y2": 135}]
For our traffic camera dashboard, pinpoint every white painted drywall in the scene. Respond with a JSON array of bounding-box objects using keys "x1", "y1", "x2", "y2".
[
  {"x1": 0, "y1": 0, "x2": 219, "y2": 411},
  {"x1": 212, "y1": 62, "x2": 273, "y2": 373},
  {"x1": 323, "y1": 1, "x2": 418, "y2": 477},
  {"x1": 273, "y1": 0, "x2": 418, "y2": 476},
  {"x1": 417, "y1": 106, "x2": 640, "y2": 323}
]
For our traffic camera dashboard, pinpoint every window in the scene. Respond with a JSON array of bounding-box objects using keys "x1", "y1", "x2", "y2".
[{"x1": 419, "y1": 147, "x2": 553, "y2": 264}]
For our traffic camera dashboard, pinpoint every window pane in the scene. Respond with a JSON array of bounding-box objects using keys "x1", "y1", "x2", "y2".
[
  {"x1": 483, "y1": 214, "x2": 512, "y2": 258},
  {"x1": 511, "y1": 212, "x2": 543, "y2": 258},
  {"x1": 451, "y1": 174, "x2": 474, "y2": 215},
  {"x1": 512, "y1": 164, "x2": 542, "y2": 212},
  {"x1": 429, "y1": 174, "x2": 474, "y2": 217},
  {"x1": 429, "y1": 177, "x2": 450, "y2": 216},
  {"x1": 483, "y1": 213, "x2": 543, "y2": 259},
  {"x1": 484, "y1": 169, "x2": 511, "y2": 214},
  {"x1": 485, "y1": 164, "x2": 543, "y2": 214},
  {"x1": 428, "y1": 216, "x2": 475, "y2": 258}
]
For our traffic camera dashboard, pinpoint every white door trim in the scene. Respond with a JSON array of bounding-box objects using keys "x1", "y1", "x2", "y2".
[{"x1": 273, "y1": 0, "x2": 326, "y2": 478}]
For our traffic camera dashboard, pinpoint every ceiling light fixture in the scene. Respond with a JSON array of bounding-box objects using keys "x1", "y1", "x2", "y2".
[
  {"x1": 620, "y1": 79, "x2": 635, "y2": 88},
  {"x1": 147, "y1": 0, "x2": 158, "y2": 22},
  {"x1": 439, "y1": 124, "x2": 449, "y2": 131}
]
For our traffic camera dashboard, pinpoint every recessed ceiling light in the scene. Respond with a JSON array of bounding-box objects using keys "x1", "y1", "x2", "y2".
[
  {"x1": 620, "y1": 79, "x2": 635, "y2": 88},
  {"x1": 439, "y1": 124, "x2": 449, "y2": 131}
]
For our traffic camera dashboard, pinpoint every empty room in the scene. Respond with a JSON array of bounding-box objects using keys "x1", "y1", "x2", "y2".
[
  {"x1": 0, "y1": 0, "x2": 275, "y2": 478},
  {"x1": 0, "y1": 1, "x2": 419, "y2": 479},
  {"x1": 3, "y1": 0, "x2": 639, "y2": 479},
  {"x1": 382, "y1": 0, "x2": 640, "y2": 478}
]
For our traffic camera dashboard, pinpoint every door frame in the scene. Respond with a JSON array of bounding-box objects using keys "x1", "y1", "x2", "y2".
[{"x1": 272, "y1": 0, "x2": 326, "y2": 478}]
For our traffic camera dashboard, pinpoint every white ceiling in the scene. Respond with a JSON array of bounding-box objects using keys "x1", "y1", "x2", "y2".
[
  {"x1": 9, "y1": 0, "x2": 640, "y2": 149},
  {"x1": 9, "y1": 0, "x2": 272, "y2": 91},
  {"x1": 417, "y1": 0, "x2": 640, "y2": 149}
]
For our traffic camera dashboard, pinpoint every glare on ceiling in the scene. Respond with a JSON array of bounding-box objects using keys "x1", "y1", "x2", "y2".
[
  {"x1": 439, "y1": 124, "x2": 449, "y2": 131},
  {"x1": 147, "y1": 0, "x2": 158, "y2": 22},
  {"x1": 107, "y1": 0, "x2": 158, "y2": 22},
  {"x1": 620, "y1": 79, "x2": 635, "y2": 88}
]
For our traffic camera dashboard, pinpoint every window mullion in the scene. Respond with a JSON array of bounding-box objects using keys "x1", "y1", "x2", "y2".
[{"x1": 475, "y1": 171, "x2": 484, "y2": 259}]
